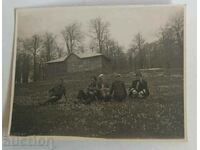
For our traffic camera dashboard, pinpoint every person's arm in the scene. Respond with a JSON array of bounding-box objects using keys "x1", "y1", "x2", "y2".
[
  {"x1": 49, "y1": 86, "x2": 55, "y2": 92},
  {"x1": 129, "y1": 81, "x2": 136, "y2": 91},
  {"x1": 105, "y1": 82, "x2": 109, "y2": 88},
  {"x1": 144, "y1": 81, "x2": 150, "y2": 96},
  {"x1": 146, "y1": 81, "x2": 149, "y2": 89},
  {"x1": 87, "y1": 83, "x2": 92, "y2": 91},
  {"x1": 110, "y1": 82, "x2": 114, "y2": 96},
  {"x1": 123, "y1": 82, "x2": 127, "y2": 96},
  {"x1": 132, "y1": 81, "x2": 137, "y2": 88},
  {"x1": 97, "y1": 82, "x2": 101, "y2": 90},
  {"x1": 128, "y1": 81, "x2": 132, "y2": 90},
  {"x1": 63, "y1": 87, "x2": 67, "y2": 101},
  {"x1": 48, "y1": 86, "x2": 55, "y2": 97}
]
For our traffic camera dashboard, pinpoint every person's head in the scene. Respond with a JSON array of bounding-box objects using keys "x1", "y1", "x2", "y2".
[
  {"x1": 115, "y1": 74, "x2": 121, "y2": 81},
  {"x1": 135, "y1": 71, "x2": 143, "y2": 80},
  {"x1": 98, "y1": 74, "x2": 104, "y2": 81},
  {"x1": 59, "y1": 78, "x2": 64, "y2": 85}
]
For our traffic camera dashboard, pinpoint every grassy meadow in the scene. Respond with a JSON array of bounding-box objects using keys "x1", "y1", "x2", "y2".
[{"x1": 10, "y1": 69, "x2": 185, "y2": 139}]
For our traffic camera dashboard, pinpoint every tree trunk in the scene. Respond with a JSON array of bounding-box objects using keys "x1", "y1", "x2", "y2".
[{"x1": 33, "y1": 51, "x2": 37, "y2": 82}]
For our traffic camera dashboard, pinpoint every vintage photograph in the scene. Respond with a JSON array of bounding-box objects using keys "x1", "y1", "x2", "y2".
[{"x1": 9, "y1": 5, "x2": 185, "y2": 139}]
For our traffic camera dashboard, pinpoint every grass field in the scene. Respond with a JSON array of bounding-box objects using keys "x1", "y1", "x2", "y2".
[{"x1": 10, "y1": 69, "x2": 185, "y2": 139}]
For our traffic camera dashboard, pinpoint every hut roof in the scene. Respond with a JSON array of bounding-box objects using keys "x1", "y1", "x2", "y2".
[{"x1": 46, "y1": 52, "x2": 108, "y2": 64}]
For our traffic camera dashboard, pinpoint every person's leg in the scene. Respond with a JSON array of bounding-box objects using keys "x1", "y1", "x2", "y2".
[
  {"x1": 85, "y1": 92, "x2": 95, "y2": 104},
  {"x1": 42, "y1": 96, "x2": 60, "y2": 105},
  {"x1": 94, "y1": 92, "x2": 99, "y2": 101},
  {"x1": 103, "y1": 96, "x2": 107, "y2": 102},
  {"x1": 128, "y1": 89, "x2": 133, "y2": 97},
  {"x1": 77, "y1": 90, "x2": 82, "y2": 100},
  {"x1": 97, "y1": 91, "x2": 103, "y2": 101},
  {"x1": 104, "y1": 94, "x2": 111, "y2": 102},
  {"x1": 114, "y1": 96, "x2": 122, "y2": 102},
  {"x1": 51, "y1": 96, "x2": 61, "y2": 104},
  {"x1": 77, "y1": 90, "x2": 87, "y2": 103},
  {"x1": 144, "y1": 89, "x2": 150, "y2": 97},
  {"x1": 91, "y1": 92, "x2": 98, "y2": 102}
]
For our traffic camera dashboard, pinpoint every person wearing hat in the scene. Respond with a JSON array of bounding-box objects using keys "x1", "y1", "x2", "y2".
[
  {"x1": 129, "y1": 71, "x2": 149, "y2": 98},
  {"x1": 97, "y1": 74, "x2": 111, "y2": 101},
  {"x1": 110, "y1": 74, "x2": 127, "y2": 102}
]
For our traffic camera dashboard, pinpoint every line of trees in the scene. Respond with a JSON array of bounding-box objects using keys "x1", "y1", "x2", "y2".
[
  {"x1": 16, "y1": 12, "x2": 184, "y2": 83},
  {"x1": 128, "y1": 12, "x2": 184, "y2": 70},
  {"x1": 16, "y1": 33, "x2": 65, "y2": 83}
]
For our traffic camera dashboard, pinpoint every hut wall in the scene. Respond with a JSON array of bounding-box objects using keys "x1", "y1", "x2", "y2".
[
  {"x1": 46, "y1": 61, "x2": 67, "y2": 77},
  {"x1": 102, "y1": 57, "x2": 111, "y2": 72},
  {"x1": 67, "y1": 54, "x2": 102, "y2": 73}
]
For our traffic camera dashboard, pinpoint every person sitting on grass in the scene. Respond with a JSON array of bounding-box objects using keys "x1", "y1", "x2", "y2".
[
  {"x1": 77, "y1": 76, "x2": 98, "y2": 104},
  {"x1": 110, "y1": 74, "x2": 127, "y2": 102},
  {"x1": 42, "y1": 78, "x2": 67, "y2": 105},
  {"x1": 97, "y1": 74, "x2": 111, "y2": 102},
  {"x1": 129, "y1": 71, "x2": 149, "y2": 99}
]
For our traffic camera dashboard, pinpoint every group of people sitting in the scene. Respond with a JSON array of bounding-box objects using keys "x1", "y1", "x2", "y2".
[
  {"x1": 41, "y1": 71, "x2": 149, "y2": 105},
  {"x1": 77, "y1": 71, "x2": 149, "y2": 104}
]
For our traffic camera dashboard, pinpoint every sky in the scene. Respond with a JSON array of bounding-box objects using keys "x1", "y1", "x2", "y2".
[{"x1": 16, "y1": 5, "x2": 184, "y2": 52}]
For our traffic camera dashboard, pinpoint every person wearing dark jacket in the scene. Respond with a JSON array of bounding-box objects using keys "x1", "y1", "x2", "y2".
[
  {"x1": 42, "y1": 78, "x2": 66, "y2": 105},
  {"x1": 86, "y1": 76, "x2": 98, "y2": 102},
  {"x1": 129, "y1": 71, "x2": 149, "y2": 98},
  {"x1": 110, "y1": 74, "x2": 127, "y2": 102},
  {"x1": 77, "y1": 76, "x2": 98, "y2": 104},
  {"x1": 97, "y1": 74, "x2": 111, "y2": 102}
]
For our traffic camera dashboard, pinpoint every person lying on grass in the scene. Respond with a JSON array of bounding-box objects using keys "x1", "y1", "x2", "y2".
[
  {"x1": 41, "y1": 78, "x2": 67, "y2": 105},
  {"x1": 110, "y1": 74, "x2": 127, "y2": 102},
  {"x1": 128, "y1": 71, "x2": 149, "y2": 99},
  {"x1": 77, "y1": 76, "x2": 98, "y2": 104},
  {"x1": 97, "y1": 74, "x2": 111, "y2": 102}
]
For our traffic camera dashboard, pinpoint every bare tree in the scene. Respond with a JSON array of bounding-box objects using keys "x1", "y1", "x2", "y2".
[
  {"x1": 89, "y1": 17, "x2": 110, "y2": 53},
  {"x1": 103, "y1": 34, "x2": 113, "y2": 55},
  {"x1": 89, "y1": 41, "x2": 96, "y2": 53},
  {"x1": 160, "y1": 26, "x2": 172, "y2": 68},
  {"x1": 43, "y1": 32, "x2": 57, "y2": 61},
  {"x1": 61, "y1": 23, "x2": 83, "y2": 54},
  {"x1": 131, "y1": 33, "x2": 146, "y2": 69},
  {"x1": 103, "y1": 39, "x2": 126, "y2": 70},
  {"x1": 128, "y1": 46, "x2": 137, "y2": 71},
  {"x1": 16, "y1": 38, "x2": 32, "y2": 83},
  {"x1": 56, "y1": 46, "x2": 65, "y2": 58},
  {"x1": 15, "y1": 38, "x2": 24, "y2": 83},
  {"x1": 170, "y1": 12, "x2": 184, "y2": 57},
  {"x1": 39, "y1": 32, "x2": 56, "y2": 81},
  {"x1": 29, "y1": 34, "x2": 43, "y2": 81}
]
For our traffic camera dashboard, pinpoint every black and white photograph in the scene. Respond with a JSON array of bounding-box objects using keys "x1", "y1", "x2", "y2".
[{"x1": 9, "y1": 5, "x2": 185, "y2": 139}]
